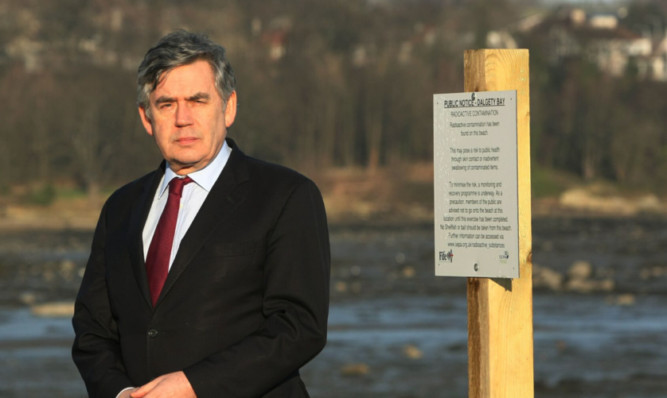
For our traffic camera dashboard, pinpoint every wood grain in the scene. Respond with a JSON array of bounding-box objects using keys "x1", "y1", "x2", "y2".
[{"x1": 464, "y1": 49, "x2": 534, "y2": 398}]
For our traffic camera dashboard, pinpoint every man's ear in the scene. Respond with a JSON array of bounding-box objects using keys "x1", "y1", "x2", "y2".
[
  {"x1": 224, "y1": 91, "x2": 237, "y2": 128},
  {"x1": 138, "y1": 106, "x2": 154, "y2": 136}
]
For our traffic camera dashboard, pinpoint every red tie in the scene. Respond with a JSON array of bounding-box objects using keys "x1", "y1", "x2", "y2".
[{"x1": 146, "y1": 176, "x2": 193, "y2": 305}]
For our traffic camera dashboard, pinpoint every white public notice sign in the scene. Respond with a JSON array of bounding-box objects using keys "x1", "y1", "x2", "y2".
[{"x1": 434, "y1": 90, "x2": 519, "y2": 278}]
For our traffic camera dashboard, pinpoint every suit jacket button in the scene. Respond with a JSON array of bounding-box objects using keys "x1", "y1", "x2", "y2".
[{"x1": 147, "y1": 329, "x2": 159, "y2": 338}]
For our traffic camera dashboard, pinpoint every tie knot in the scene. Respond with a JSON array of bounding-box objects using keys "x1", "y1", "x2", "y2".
[{"x1": 168, "y1": 176, "x2": 193, "y2": 197}]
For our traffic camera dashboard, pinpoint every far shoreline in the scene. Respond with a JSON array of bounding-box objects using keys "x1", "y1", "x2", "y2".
[{"x1": 1, "y1": 196, "x2": 666, "y2": 234}]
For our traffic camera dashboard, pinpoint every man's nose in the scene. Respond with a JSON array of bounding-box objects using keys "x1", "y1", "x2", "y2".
[{"x1": 175, "y1": 103, "x2": 193, "y2": 126}]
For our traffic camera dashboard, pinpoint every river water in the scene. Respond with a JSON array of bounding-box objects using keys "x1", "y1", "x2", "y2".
[{"x1": 0, "y1": 216, "x2": 666, "y2": 397}]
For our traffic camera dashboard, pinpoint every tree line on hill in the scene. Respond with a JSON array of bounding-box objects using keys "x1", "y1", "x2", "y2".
[{"x1": 1, "y1": 0, "x2": 666, "y2": 201}]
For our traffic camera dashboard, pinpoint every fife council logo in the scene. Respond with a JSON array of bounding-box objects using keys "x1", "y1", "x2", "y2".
[
  {"x1": 498, "y1": 251, "x2": 510, "y2": 263},
  {"x1": 439, "y1": 250, "x2": 454, "y2": 263}
]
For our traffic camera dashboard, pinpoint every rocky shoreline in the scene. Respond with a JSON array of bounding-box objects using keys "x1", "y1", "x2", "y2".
[
  {"x1": 0, "y1": 184, "x2": 666, "y2": 319},
  {"x1": 1, "y1": 214, "x2": 666, "y2": 397}
]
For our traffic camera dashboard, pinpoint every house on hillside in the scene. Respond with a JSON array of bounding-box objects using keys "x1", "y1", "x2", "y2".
[
  {"x1": 522, "y1": 7, "x2": 667, "y2": 81},
  {"x1": 644, "y1": 32, "x2": 667, "y2": 81}
]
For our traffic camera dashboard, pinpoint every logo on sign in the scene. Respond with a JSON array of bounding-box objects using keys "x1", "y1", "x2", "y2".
[{"x1": 439, "y1": 250, "x2": 454, "y2": 263}]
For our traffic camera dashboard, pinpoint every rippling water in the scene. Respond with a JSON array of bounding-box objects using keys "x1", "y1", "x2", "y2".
[{"x1": 0, "y1": 216, "x2": 666, "y2": 397}]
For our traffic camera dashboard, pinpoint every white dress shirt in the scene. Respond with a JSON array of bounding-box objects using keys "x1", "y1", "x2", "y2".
[{"x1": 142, "y1": 140, "x2": 232, "y2": 269}]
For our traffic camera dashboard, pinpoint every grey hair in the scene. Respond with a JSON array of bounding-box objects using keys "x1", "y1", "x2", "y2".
[{"x1": 137, "y1": 30, "x2": 236, "y2": 119}]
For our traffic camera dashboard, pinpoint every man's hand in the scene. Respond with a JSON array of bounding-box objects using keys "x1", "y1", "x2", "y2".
[{"x1": 130, "y1": 371, "x2": 196, "y2": 398}]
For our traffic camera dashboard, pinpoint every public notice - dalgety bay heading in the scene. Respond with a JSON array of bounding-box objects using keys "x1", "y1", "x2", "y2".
[{"x1": 433, "y1": 91, "x2": 519, "y2": 278}]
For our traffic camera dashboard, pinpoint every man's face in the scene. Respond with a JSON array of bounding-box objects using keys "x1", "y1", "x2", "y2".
[{"x1": 139, "y1": 60, "x2": 237, "y2": 175}]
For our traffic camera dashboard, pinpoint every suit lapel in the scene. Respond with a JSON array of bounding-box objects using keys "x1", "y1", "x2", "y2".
[
  {"x1": 128, "y1": 165, "x2": 165, "y2": 307},
  {"x1": 156, "y1": 142, "x2": 250, "y2": 305}
]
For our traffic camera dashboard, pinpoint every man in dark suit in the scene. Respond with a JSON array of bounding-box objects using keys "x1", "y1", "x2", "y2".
[{"x1": 72, "y1": 30, "x2": 330, "y2": 398}]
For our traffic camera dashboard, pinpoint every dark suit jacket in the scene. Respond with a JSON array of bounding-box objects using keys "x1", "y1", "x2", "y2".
[{"x1": 72, "y1": 139, "x2": 330, "y2": 398}]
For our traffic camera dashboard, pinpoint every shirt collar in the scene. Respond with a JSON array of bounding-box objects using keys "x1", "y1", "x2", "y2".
[{"x1": 158, "y1": 140, "x2": 232, "y2": 198}]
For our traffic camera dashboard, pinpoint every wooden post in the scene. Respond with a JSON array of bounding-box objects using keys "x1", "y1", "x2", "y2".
[{"x1": 464, "y1": 49, "x2": 533, "y2": 398}]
